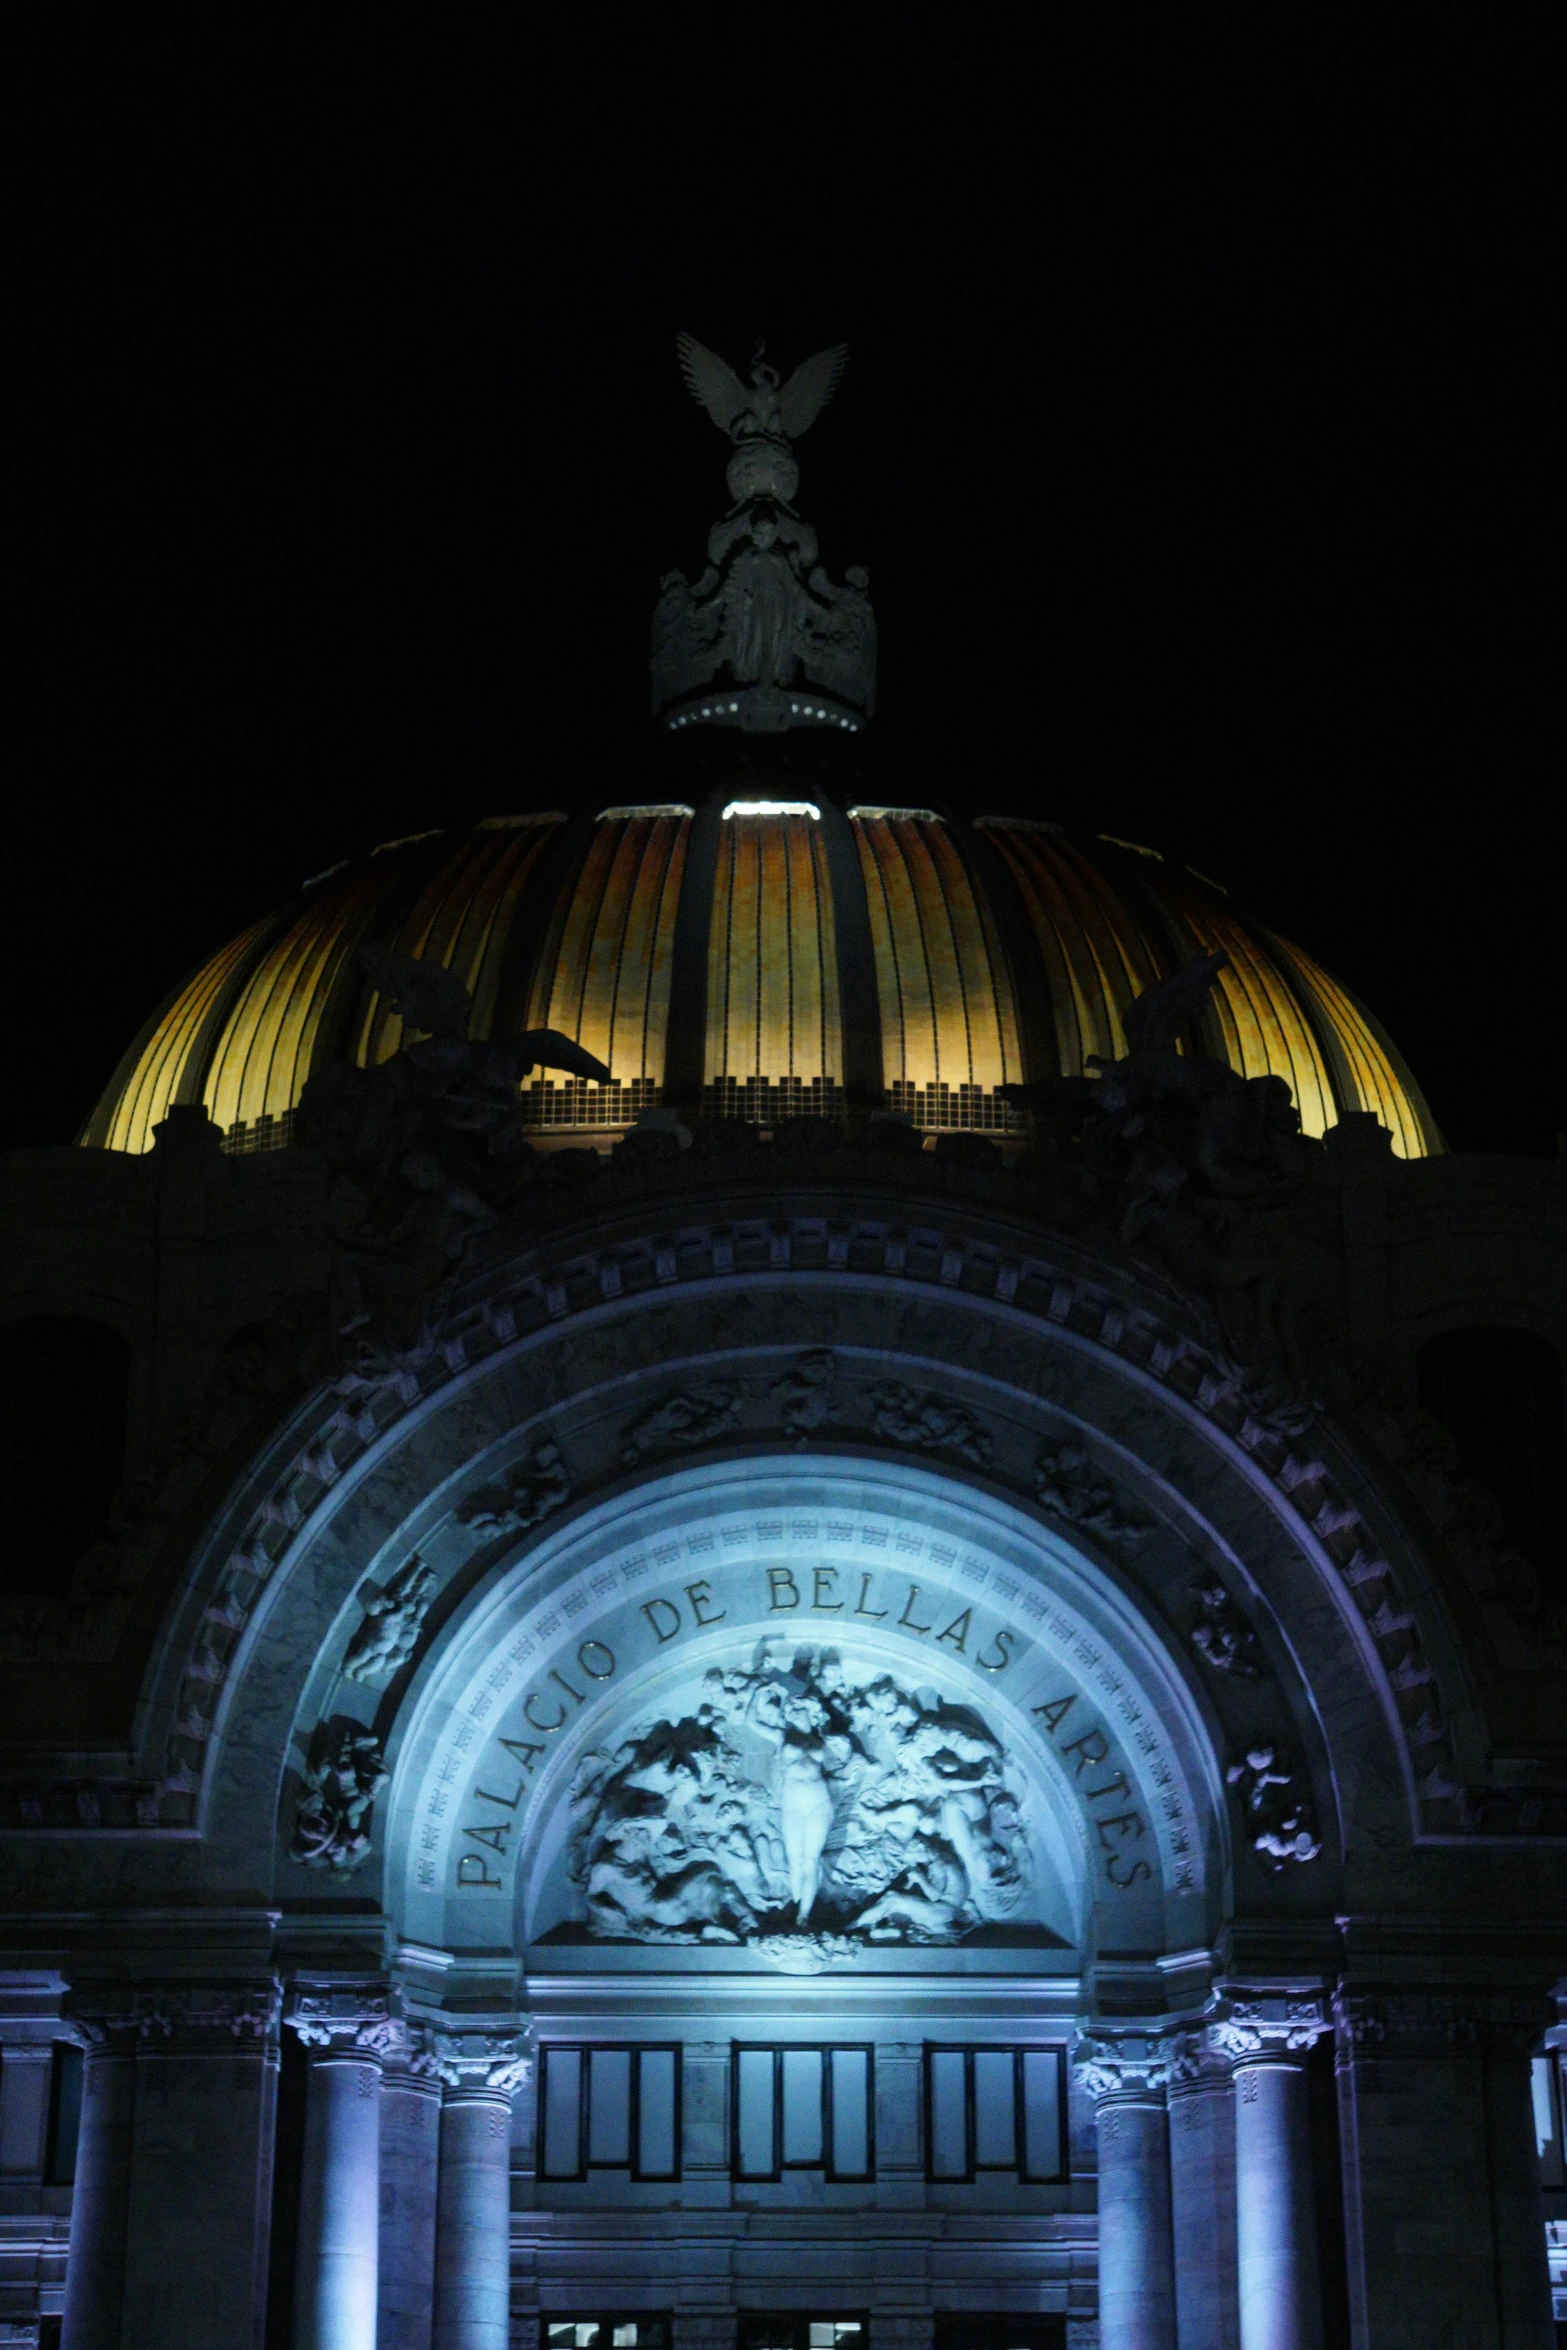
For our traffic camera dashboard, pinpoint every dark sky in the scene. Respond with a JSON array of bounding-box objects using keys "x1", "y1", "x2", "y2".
[{"x1": 14, "y1": 19, "x2": 1563, "y2": 1154}]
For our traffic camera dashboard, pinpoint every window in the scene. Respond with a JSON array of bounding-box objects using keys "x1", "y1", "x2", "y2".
[
  {"x1": 732, "y1": 2045, "x2": 873, "y2": 2183},
  {"x1": 1418, "y1": 1327, "x2": 1566, "y2": 1602},
  {"x1": 544, "y1": 2323, "x2": 669, "y2": 2350},
  {"x1": 925, "y1": 2046, "x2": 1066, "y2": 2184},
  {"x1": 0, "y1": 1318, "x2": 130, "y2": 1597},
  {"x1": 538, "y1": 2045, "x2": 680, "y2": 2183},
  {"x1": 934, "y1": 2322, "x2": 1065, "y2": 2350},
  {"x1": 737, "y1": 2319, "x2": 866, "y2": 2350}
]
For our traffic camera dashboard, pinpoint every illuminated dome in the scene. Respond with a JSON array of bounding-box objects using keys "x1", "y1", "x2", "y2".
[{"x1": 82, "y1": 796, "x2": 1441, "y2": 1159}]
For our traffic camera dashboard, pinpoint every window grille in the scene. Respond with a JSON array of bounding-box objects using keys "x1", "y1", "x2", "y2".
[{"x1": 538, "y1": 2045, "x2": 680, "y2": 2182}]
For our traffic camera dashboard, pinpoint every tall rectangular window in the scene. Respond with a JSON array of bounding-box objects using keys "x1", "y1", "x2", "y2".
[
  {"x1": 538, "y1": 2045, "x2": 681, "y2": 2183},
  {"x1": 732, "y1": 2045, "x2": 874, "y2": 2183},
  {"x1": 1533, "y1": 2054, "x2": 1564, "y2": 2189},
  {"x1": 924, "y1": 2046, "x2": 1066, "y2": 2184}
]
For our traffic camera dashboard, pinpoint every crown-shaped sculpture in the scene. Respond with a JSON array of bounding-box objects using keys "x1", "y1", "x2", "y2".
[{"x1": 651, "y1": 332, "x2": 877, "y2": 735}]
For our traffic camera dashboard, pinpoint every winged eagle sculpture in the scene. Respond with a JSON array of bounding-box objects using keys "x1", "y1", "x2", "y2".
[
  {"x1": 360, "y1": 943, "x2": 610, "y2": 1084},
  {"x1": 676, "y1": 332, "x2": 849, "y2": 449}
]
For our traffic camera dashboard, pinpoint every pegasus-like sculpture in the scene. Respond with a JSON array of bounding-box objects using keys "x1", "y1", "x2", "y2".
[{"x1": 676, "y1": 333, "x2": 849, "y2": 455}]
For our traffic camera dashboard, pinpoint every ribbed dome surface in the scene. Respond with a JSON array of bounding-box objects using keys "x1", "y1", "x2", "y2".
[{"x1": 83, "y1": 799, "x2": 1441, "y2": 1160}]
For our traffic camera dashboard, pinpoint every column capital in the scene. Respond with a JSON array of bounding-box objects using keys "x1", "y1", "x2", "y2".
[
  {"x1": 1073, "y1": 2029, "x2": 1178, "y2": 2102},
  {"x1": 1332, "y1": 1981, "x2": 1552, "y2": 2059},
  {"x1": 1209, "y1": 1990, "x2": 1331, "y2": 2062},
  {"x1": 284, "y1": 1975, "x2": 404, "y2": 2056},
  {"x1": 414, "y1": 2025, "x2": 531, "y2": 2095},
  {"x1": 65, "y1": 1977, "x2": 280, "y2": 2048}
]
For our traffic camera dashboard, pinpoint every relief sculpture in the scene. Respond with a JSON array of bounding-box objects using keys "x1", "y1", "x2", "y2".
[{"x1": 567, "y1": 1646, "x2": 1029, "y2": 1949}]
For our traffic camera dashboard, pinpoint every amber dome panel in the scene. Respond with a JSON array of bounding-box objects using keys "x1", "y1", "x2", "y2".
[{"x1": 82, "y1": 797, "x2": 1441, "y2": 1159}]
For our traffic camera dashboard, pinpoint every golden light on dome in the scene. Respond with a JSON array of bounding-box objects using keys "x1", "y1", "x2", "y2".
[{"x1": 81, "y1": 797, "x2": 1441, "y2": 1160}]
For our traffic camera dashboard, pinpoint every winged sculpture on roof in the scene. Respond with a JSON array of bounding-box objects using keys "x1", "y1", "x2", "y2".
[{"x1": 676, "y1": 332, "x2": 850, "y2": 449}]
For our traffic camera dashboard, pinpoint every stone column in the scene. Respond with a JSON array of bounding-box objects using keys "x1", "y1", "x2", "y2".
[
  {"x1": 1166, "y1": 2033, "x2": 1239, "y2": 2350},
  {"x1": 1334, "y1": 1984, "x2": 1554, "y2": 2350},
  {"x1": 1076, "y1": 2036, "x2": 1178, "y2": 2350},
  {"x1": 117, "y1": 1980, "x2": 281, "y2": 2350},
  {"x1": 378, "y1": 2051, "x2": 442, "y2": 2350},
  {"x1": 287, "y1": 1985, "x2": 401, "y2": 2350},
  {"x1": 429, "y1": 2036, "x2": 529, "y2": 2350},
  {"x1": 59, "y1": 2014, "x2": 137, "y2": 2350},
  {"x1": 1212, "y1": 2000, "x2": 1328, "y2": 2350}
]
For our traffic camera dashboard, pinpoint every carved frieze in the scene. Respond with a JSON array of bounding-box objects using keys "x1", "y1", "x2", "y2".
[
  {"x1": 773, "y1": 1349, "x2": 838, "y2": 1442},
  {"x1": 1225, "y1": 1742, "x2": 1322, "y2": 1869},
  {"x1": 866, "y1": 1380, "x2": 993, "y2": 1466},
  {"x1": 289, "y1": 1725, "x2": 389, "y2": 1872},
  {"x1": 459, "y1": 1439, "x2": 572, "y2": 1537},
  {"x1": 620, "y1": 1385, "x2": 743, "y2": 1466},
  {"x1": 1032, "y1": 1440, "x2": 1151, "y2": 1551},
  {"x1": 342, "y1": 1556, "x2": 438, "y2": 1684}
]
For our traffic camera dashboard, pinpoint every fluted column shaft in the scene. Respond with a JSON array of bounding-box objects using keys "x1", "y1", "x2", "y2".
[
  {"x1": 378, "y1": 2062, "x2": 442, "y2": 2350},
  {"x1": 59, "y1": 2033, "x2": 136, "y2": 2350},
  {"x1": 1233, "y1": 2057, "x2": 1324, "y2": 2350},
  {"x1": 428, "y1": 2042, "x2": 527, "y2": 2350},
  {"x1": 1167, "y1": 2050, "x2": 1239, "y2": 2350},
  {"x1": 433, "y1": 2086, "x2": 512, "y2": 2350},
  {"x1": 294, "y1": 2044, "x2": 383, "y2": 2350},
  {"x1": 1078, "y1": 2040, "x2": 1178, "y2": 2350}
]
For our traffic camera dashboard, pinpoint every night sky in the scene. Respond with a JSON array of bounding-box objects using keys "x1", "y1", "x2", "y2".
[{"x1": 14, "y1": 20, "x2": 1562, "y2": 1155}]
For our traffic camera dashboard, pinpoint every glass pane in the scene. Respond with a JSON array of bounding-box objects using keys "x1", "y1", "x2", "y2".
[
  {"x1": 588, "y1": 2049, "x2": 632, "y2": 2166},
  {"x1": 737, "y1": 2049, "x2": 776, "y2": 2177},
  {"x1": 829, "y1": 2049, "x2": 869, "y2": 2176},
  {"x1": 781, "y1": 2049, "x2": 824, "y2": 2164},
  {"x1": 637, "y1": 2048, "x2": 677, "y2": 2178},
  {"x1": 929, "y1": 2049, "x2": 968, "y2": 2178},
  {"x1": 1021, "y1": 2049, "x2": 1063, "y2": 2182},
  {"x1": 543, "y1": 2049, "x2": 583, "y2": 2177},
  {"x1": 1534, "y1": 2056, "x2": 1565, "y2": 2185},
  {"x1": 974, "y1": 2050, "x2": 1016, "y2": 2168}
]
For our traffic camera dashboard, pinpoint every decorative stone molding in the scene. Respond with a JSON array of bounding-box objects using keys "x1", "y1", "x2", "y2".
[
  {"x1": 139, "y1": 1194, "x2": 1479, "y2": 1840},
  {"x1": 1073, "y1": 2031, "x2": 1177, "y2": 2102},
  {"x1": 285, "y1": 1981, "x2": 403, "y2": 2056},
  {"x1": 619, "y1": 1383, "x2": 743, "y2": 1466},
  {"x1": 1033, "y1": 1440, "x2": 1152, "y2": 1551},
  {"x1": 414, "y1": 2028, "x2": 530, "y2": 2095},
  {"x1": 457, "y1": 1439, "x2": 572, "y2": 1538},
  {"x1": 341, "y1": 1555, "x2": 439, "y2": 1684},
  {"x1": 1188, "y1": 1576, "x2": 1262, "y2": 1677},
  {"x1": 1209, "y1": 1993, "x2": 1330, "y2": 2060},
  {"x1": 773, "y1": 1347, "x2": 838, "y2": 1441},
  {"x1": 65, "y1": 1980, "x2": 281, "y2": 2047},
  {"x1": 289, "y1": 1724, "x2": 389, "y2": 1872},
  {"x1": 867, "y1": 1379, "x2": 993, "y2": 1465},
  {"x1": 1332, "y1": 1984, "x2": 1553, "y2": 2060},
  {"x1": 1225, "y1": 1742, "x2": 1322, "y2": 1869}
]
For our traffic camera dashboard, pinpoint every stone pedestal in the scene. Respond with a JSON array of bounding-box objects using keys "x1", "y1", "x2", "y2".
[
  {"x1": 117, "y1": 1982, "x2": 280, "y2": 2350},
  {"x1": 378, "y1": 2061, "x2": 442, "y2": 2350},
  {"x1": 59, "y1": 2027, "x2": 136, "y2": 2350},
  {"x1": 1334, "y1": 1985, "x2": 1555, "y2": 2350},
  {"x1": 1166, "y1": 2038, "x2": 1239, "y2": 2350},
  {"x1": 1076, "y1": 2038, "x2": 1178, "y2": 2350},
  {"x1": 430, "y1": 2041, "x2": 527, "y2": 2350}
]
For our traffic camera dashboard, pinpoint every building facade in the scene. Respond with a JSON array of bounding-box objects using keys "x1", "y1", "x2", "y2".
[{"x1": 1, "y1": 355, "x2": 1563, "y2": 2350}]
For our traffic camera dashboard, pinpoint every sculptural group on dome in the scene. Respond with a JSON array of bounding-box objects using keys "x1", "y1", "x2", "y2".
[{"x1": 566, "y1": 1646, "x2": 1029, "y2": 1947}]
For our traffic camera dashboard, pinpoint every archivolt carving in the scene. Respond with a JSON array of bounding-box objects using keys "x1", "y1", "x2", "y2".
[
  {"x1": 1032, "y1": 1441, "x2": 1151, "y2": 1551},
  {"x1": 1188, "y1": 1577, "x2": 1262, "y2": 1678},
  {"x1": 1225, "y1": 1741, "x2": 1321, "y2": 1869},
  {"x1": 143, "y1": 1187, "x2": 1479, "y2": 1847},
  {"x1": 289, "y1": 1725, "x2": 389, "y2": 1873},
  {"x1": 620, "y1": 1385, "x2": 743, "y2": 1466},
  {"x1": 866, "y1": 1381, "x2": 993, "y2": 1466},
  {"x1": 568, "y1": 1647, "x2": 1028, "y2": 1949},
  {"x1": 342, "y1": 1556, "x2": 437, "y2": 1684},
  {"x1": 459, "y1": 1440, "x2": 572, "y2": 1537}
]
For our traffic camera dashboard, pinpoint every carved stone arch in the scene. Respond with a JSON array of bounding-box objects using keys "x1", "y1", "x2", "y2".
[
  {"x1": 117, "y1": 1190, "x2": 1486, "y2": 1935},
  {"x1": 375, "y1": 1455, "x2": 1228, "y2": 1979}
]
